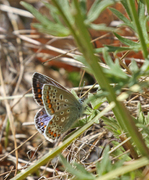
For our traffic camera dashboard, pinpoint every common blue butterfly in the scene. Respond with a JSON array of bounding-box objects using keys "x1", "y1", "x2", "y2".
[{"x1": 32, "y1": 72, "x2": 84, "y2": 141}]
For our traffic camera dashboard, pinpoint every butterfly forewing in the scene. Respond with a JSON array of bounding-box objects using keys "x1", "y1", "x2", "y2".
[
  {"x1": 42, "y1": 84, "x2": 83, "y2": 116},
  {"x1": 32, "y1": 72, "x2": 71, "y2": 106}
]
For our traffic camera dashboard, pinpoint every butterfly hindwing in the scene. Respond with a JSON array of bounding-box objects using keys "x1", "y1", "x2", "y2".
[
  {"x1": 34, "y1": 108, "x2": 53, "y2": 134},
  {"x1": 44, "y1": 107, "x2": 81, "y2": 140}
]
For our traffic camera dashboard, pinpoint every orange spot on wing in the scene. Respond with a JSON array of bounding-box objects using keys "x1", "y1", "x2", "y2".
[
  {"x1": 47, "y1": 99, "x2": 50, "y2": 104},
  {"x1": 48, "y1": 104, "x2": 52, "y2": 108},
  {"x1": 51, "y1": 108, "x2": 54, "y2": 114},
  {"x1": 54, "y1": 133, "x2": 57, "y2": 137},
  {"x1": 38, "y1": 89, "x2": 41, "y2": 93},
  {"x1": 40, "y1": 122, "x2": 43, "y2": 126},
  {"x1": 38, "y1": 94, "x2": 41, "y2": 98},
  {"x1": 51, "y1": 131, "x2": 53, "y2": 135}
]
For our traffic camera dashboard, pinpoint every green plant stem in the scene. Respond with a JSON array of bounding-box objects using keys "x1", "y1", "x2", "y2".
[
  {"x1": 98, "y1": 157, "x2": 149, "y2": 180},
  {"x1": 127, "y1": 0, "x2": 148, "y2": 58},
  {"x1": 145, "y1": 0, "x2": 149, "y2": 15},
  {"x1": 52, "y1": 0, "x2": 149, "y2": 156}
]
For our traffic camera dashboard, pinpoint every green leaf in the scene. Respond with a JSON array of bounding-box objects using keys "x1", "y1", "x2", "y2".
[
  {"x1": 140, "y1": 60, "x2": 149, "y2": 72},
  {"x1": 113, "y1": 154, "x2": 128, "y2": 169},
  {"x1": 121, "y1": 0, "x2": 133, "y2": 21},
  {"x1": 138, "y1": 0, "x2": 145, "y2": 21},
  {"x1": 43, "y1": 2, "x2": 63, "y2": 24},
  {"x1": 87, "y1": 92, "x2": 107, "y2": 109},
  {"x1": 109, "y1": 7, "x2": 134, "y2": 30},
  {"x1": 114, "y1": 32, "x2": 140, "y2": 47},
  {"x1": 138, "y1": 1, "x2": 149, "y2": 44},
  {"x1": 129, "y1": 60, "x2": 139, "y2": 73},
  {"x1": 21, "y1": 2, "x2": 52, "y2": 25},
  {"x1": 74, "y1": 55, "x2": 92, "y2": 73},
  {"x1": 54, "y1": 0, "x2": 74, "y2": 25},
  {"x1": 21, "y1": 2, "x2": 70, "y2": 36},
  {"x1": 79, "y1": 0, "x2": 87, "y2": 19},
  {"x1": 95, "y1": 46, "x2": 132, "y2": 53},
  {"x1": 74, "y1": 163, "x2": 95, "y2": 178},
  {"x1": 60, "y1": 154, "x2": 95, "y2": 180},
  {"x1": 103, "y1": 50, "x2": 128, "y2": 79},
  {"x1": 106, "y1": 45, "x2": 134, "y2": 52},
  {"x1": 96, "y1": 146, "x2": 111, "y2": 176},
  {"x1": 86, "y1": 0, "x2": 115, "y2": 24},
  {"x1": 101, "y1": 116, "x2": 121, "y2": 135},
  {"x1": 142, "y1": 16, "x2": 149, "y2": 44},
  {"x1": 32, "y1": 23, "x2": 70, "y2": 36}
]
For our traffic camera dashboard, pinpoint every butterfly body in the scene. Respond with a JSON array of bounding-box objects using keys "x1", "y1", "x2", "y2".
[{"x1": 32, "y1": 72, "x2": 84, "y2": 141}]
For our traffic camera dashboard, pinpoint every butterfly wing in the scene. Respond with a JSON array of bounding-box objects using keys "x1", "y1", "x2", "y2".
[
  {"x1": 42, "y1": 84, "x2": 84, "y2": 140},
  {"x1": 42, "y1": 84, "x2": 83, "y2": 116},
  {"x1": 32, "y1": 73, "x2": 49, "y2": 106},
  {"x1": 32, "y1": 72, "x2": 70, "y2": 106},
  {"x1": 44, "y1": 107, "x2": 82, "y2": 140},
  {"x1": 34, "y1": 108, "x2": 53, "y2": 134},
  {"x1": 32, "y1": 72, "x2": 71, "y2": 106}
]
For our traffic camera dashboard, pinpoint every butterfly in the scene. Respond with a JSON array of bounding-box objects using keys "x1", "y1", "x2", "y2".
[{"x1": 32, "y1": 72, "x2": 84, "y2": 141}]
